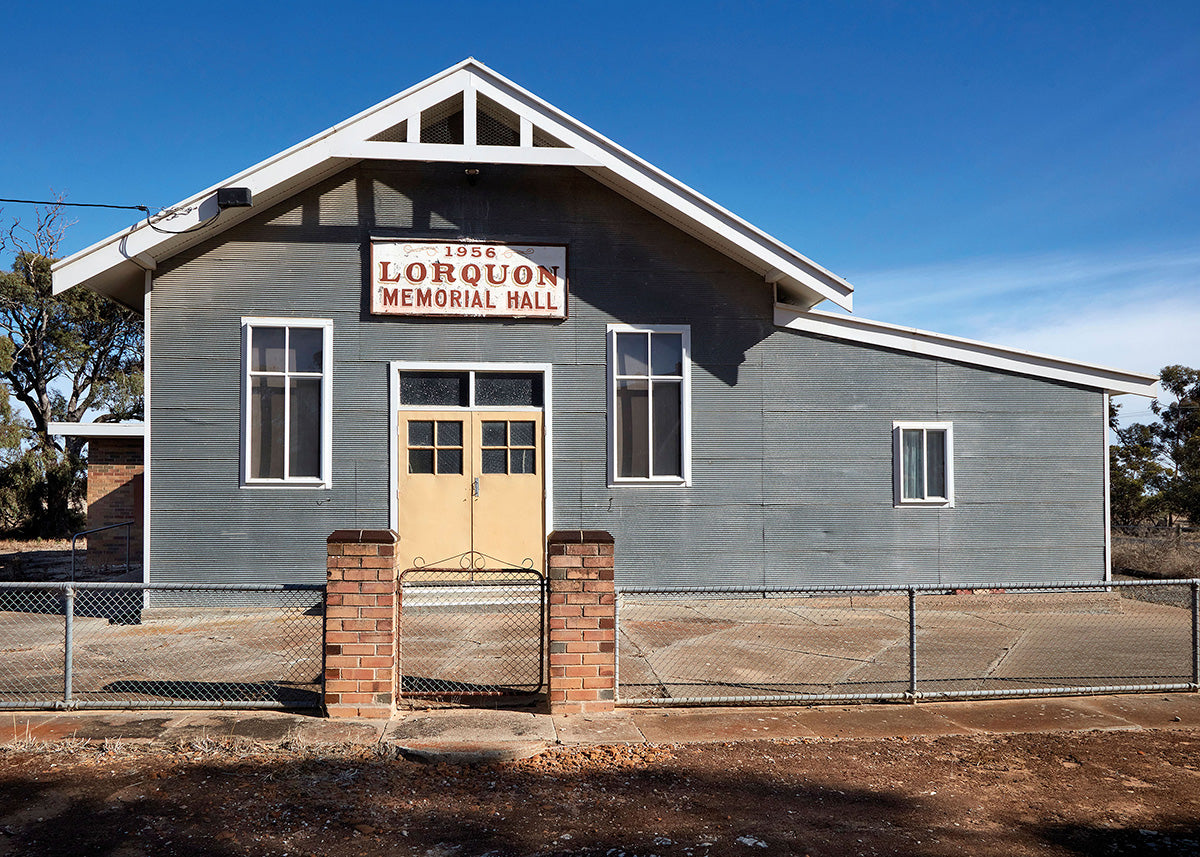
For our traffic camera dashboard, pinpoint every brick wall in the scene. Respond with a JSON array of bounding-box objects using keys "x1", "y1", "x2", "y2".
[
  {"x1": 324, "y1": 529, "x2": 398, "y2": 719},
  {"x1": 547, "y1": 529, "x2": 616, "y2": 714},
  {"x1": 86, "y1": 437, "x2": 144, "y2": 568}
]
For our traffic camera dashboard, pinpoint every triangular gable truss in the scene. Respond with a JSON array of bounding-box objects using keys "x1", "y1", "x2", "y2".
[{"x1": 52, "y1": 59, "x2": 854, "y2": 313}]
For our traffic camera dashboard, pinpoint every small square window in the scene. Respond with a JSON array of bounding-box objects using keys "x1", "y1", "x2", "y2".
[
  {"x1": 481, "y1": 448, "x2": 507, "y2": 474},
  {"x1": 510, "y1": 448, "x2": 536, "y2": 474},
  {"x1": 509, "y1": 421, "x2": 535, "y2": 447},
  {"x1": 408, "y1": 448, "x2": 435, "y2": 474},
  {"x1": 437, "y1": 448, "x2": 463, "y2": 474},
  {"x1": 408, "y1": 420, "x2": 434, "y2": 447},
  {"x1": 482, "y1": 421, "x2": 507, "y2": 447},
  {"x1": 894, "y1": 422, "x2": 954, "y2": 506},
  {"x1": 436, "y1": 420, "x2": 462, "y2": 447}
]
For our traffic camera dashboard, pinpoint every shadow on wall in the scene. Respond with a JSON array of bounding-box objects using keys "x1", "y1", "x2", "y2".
[
  {"x1": 355, "y1": 164, "x2": 777, "y2": 388},
  {"x1": 86, "y1": 475, "x2": 143, "y2": 564},
  {"x1": 168, "y1": 162, "x2": 776, "y2": 389}
]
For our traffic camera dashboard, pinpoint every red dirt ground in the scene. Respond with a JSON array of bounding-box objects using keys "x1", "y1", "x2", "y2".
[{"x1": 2, "y1": 728, "x2": 1199, "y2": 856}]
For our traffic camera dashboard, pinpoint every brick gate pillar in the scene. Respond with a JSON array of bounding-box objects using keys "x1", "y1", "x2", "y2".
[
  {"x1": 324, "y1": 529, "x2": 399, "y2": 719},
  {"x1": 547, "y1": 530, "x2": 616, "y2": 714}
]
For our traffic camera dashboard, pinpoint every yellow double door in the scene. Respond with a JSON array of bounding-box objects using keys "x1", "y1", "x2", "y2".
[{"x1": 397, "y1": 410, "x2": 544, "y2": 572}]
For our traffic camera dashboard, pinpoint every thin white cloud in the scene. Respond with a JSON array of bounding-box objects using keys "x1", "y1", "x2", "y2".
[
  {"x1": 842, "y1": 248, "x2": 1200, "y2": 387},
  {"x1": 981, "y1": 300, "x2": 1200, "y2": 425},
  {"x1": 849, "y1": 248, "x2": 1200, "y2": 329},
  {"x1": 981, "y1": 300, "x2": 1200, "y2": 380}
]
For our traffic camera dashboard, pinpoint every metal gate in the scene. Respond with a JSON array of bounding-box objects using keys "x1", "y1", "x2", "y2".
[{"x1": 398, "y1": 565, "x2": 545, "y2": 696}]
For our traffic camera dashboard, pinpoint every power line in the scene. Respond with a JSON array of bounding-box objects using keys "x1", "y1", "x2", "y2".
[
  {"x1": 0, "y1": 197, "x2": 148, "y2": 212},
  {"x1": 0, "y1": 196, "x2": 221, "y2": 236}
]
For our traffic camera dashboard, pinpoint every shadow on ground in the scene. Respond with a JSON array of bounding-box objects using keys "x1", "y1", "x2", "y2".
[{"x1": 6, "y1": 730, "x2": 1200, "y2": 856}]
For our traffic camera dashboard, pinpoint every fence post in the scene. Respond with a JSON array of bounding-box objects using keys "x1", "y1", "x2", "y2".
[
  {"x1": 324, "y1": 529, "x2": 399, "y2": 719},
  {"x1": 63, "y1": 585, "x2": 75, "y2": 707},
  {"x1": 908, "y1": 588, "x2": 917, "y2": 703},
  {"x1": 1192, "y1": 580, "x2": 1199, "y2": 692},
  {"x1": 547, "y1": 530, "x2": 616, "y2": 714}
]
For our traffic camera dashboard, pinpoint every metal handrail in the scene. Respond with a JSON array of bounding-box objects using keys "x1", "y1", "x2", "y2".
[{"x1": 70, "y1": 520, "x2": 135, "y2": 582}]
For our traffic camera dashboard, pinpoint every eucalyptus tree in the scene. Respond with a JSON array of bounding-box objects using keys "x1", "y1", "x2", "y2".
[{"x1": 0, "y1": 201, "x2": 142, "y2": 535}]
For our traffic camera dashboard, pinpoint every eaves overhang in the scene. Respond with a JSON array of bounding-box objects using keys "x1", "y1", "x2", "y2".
[
  {"x1": 47, "y1": 422, "x2": 146, "y2": 438},
  {"x1": 51, "y1": 59, "x2": 855, "y2": 313},
  {"x1": 774, "y1": 304, "x2": 1160, "y2": 398}
]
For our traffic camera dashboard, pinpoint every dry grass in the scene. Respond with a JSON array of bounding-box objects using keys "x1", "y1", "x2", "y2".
[
  {"x1": 0, "y1": 538, "x2": 72, "y2": 554},
  {"x1": 1112, "y1": 534, "x2": 1200, "y2": 579},
  {"x1": 0, "y1": 726, "x2": 375, "y2": 765}
]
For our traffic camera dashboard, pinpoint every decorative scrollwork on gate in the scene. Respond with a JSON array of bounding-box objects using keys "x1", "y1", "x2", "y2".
[{"x1": 411, "y1": 549, "x2": 535, "y2": 571}]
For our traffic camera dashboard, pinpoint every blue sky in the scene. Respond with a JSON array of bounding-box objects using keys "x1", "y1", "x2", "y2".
[{"x1": 1, "y1": 1, "x2": 1196, "y2": 417}]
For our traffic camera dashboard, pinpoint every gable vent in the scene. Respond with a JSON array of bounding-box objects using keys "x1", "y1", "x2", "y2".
[
  {"x1": 477, "y1": 93, "x2": 520, "y2": 147},
  {"x1": 420, "y1": 93, "x2": 465, "y2": 144},
  {"x1": 368, "y1": 119, "x2": 408, "y2": 143},
  {"x1": 532, "y1": 126, "x2": 569, "y2": 148}
]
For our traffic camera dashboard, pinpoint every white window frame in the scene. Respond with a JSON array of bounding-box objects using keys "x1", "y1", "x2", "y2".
[
  {"x1": 893, "y1": 421, "x2": 954, "y2": 507},
  {"x1": 607, "y1": 324, "x2": 692, "y2": 487},
  {"x1": 241, "y1": 317, "x2": 333, "y2": 489}
]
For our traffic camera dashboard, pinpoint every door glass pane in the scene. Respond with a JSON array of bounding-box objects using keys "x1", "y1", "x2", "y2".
[
  {"x1": 509, "y1": 421, "x2": 535, "y2": 447},
  {"x1": 436, "y1": 420, "x2": 463, "y2": 447},
  {"x1": 437, "y1": 448, "x2": 463, "y2": 474},
  {"x1": 400, "y1": 372, "x2": 468, "y2": 407},
  {"x1": 408, "y1": 448, "x2": 434, "y2": 474},
  {"x1": 651, "y1": 381, "x2": 682, "y2": 477},
  {"x1": 616, "y1": 380, "x2": 649, "y2": 478},
  {"x1": 926, "y1": 430, "x2": 947, "y2": 498},
  {"x1": 476, "y1": 373, "x2": 543, "y2": 407},
  {"x1": 615, "y1": 332, "x2": 649, "y2": 376},
  {"x1": 650, "y1": 333, "x2": 683, "y2": 376},
  {"x1": 288, "y1": 327, "x2": 324, "y2": 373},
  {"x1": 251, "y1": 327, "x2": 286, "y2": 372},
  {"x1": 250, "y1": 376, "x2": 285, "y2": 478},
  {"x1": 408, "y1": 420, "x2": 434, "y2": 447},
  {"x1": 901, "y1": 429, "x2": 925, "y2": 500},
  {"x1": 481, "y1": 421, "x2": 507, "y2": 447},
  {"x1": 510, "y1": 448, "x2": 536, "y2": 474},
  {"x1": 481, "y1": 448, "x2": 507, "y2": 474},
  {"x1": 288, "y1": 378, "x2": 322, "y2": 478}
]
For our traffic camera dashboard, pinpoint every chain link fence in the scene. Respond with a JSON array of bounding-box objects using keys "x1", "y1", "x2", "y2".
[
  {"x1": 399, "y1": 568, "x2": 545, "y2": 697},
  {"x1": 0, "y1": 582, "x2": 324, "y2": 710},
  {"x1": 617, "y1": 580, "x2": 1200, "y2": 705}
]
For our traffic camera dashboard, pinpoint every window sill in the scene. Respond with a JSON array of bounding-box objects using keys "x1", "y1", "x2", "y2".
[
  {"x1": 241, "y1": 480, "x2": 331, "y2": 490},
  {"x1": 609, "y1": 478, "x2": 691, "y2": 488},
  {"x1": 895, "y1": 499, "x2": 954, "y2": 508}
]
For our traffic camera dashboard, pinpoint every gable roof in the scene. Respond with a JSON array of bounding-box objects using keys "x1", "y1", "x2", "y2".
[
  {"x1": 51, "y1": 59, "x2": 1157, "y2": 399},
  {"x1": 51, "y1": 58, "x2": 854, "y2": 312}
]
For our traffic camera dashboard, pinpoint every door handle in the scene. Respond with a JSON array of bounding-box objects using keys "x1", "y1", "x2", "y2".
[{"x1": 472, "y1": 478, "x2": 479, "y2": 498}]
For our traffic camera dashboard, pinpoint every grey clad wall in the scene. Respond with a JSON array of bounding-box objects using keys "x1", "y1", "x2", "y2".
[{"x1": 150, "y1": 162, "x2": 1105, "y2": 588}]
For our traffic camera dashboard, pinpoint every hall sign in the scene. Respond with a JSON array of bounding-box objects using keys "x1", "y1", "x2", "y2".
[{"x1": 371, "y1": 240, "x2": 567, "y2": 319}]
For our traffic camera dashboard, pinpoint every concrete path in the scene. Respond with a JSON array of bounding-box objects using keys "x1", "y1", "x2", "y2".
[{"x1": 5, "y1": 693, "x2": 1200, "y2": 763}]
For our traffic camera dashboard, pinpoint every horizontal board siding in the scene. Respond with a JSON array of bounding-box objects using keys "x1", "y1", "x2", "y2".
[{"x1": 149, "y1": 162, "x2": 1106, "y2": 588}]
